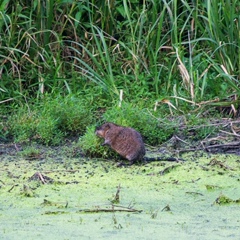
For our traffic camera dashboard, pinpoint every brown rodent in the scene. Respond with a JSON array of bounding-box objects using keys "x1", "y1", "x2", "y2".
[
  {"x1": 95, "y1": 122, "x2": 183, "y2": 164},
  {"x1": 95, "y1": 122, "x2": 145, "y2": 164}
]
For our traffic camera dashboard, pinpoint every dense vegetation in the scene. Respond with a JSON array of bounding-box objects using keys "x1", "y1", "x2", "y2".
[{"x1": 0, "y1": 0, "x2": 239, "y2": 150}]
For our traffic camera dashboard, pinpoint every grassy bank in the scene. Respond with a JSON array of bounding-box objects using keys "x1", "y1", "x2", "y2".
[{"x1": 0, "y1": 0, "x2": 239, "y2": 152}]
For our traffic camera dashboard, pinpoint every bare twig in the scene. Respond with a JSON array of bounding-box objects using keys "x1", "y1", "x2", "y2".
[
  {"x1": 77, "y1": 205, "x2": 142, "y2": 213},
  {"x1": 219, "y1": 130, "x2": 240, "y2": 138}
]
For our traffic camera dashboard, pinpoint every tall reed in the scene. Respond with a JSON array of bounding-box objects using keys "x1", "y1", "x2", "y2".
[{"x1": 0, "y1": 0, "x2": 238, "y2": 110}]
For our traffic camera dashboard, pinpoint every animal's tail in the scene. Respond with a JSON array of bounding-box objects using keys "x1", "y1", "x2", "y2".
[{"x1": 143, "y1": 157, "x2": 185, "y2": 162}]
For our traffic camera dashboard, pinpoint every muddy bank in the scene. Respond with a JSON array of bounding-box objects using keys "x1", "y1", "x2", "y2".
[{"x1": 0, "y1": 143, "x2": 240, "y2": 239}]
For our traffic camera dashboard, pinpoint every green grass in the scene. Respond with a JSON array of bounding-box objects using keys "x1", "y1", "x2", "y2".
[
  {"x1": 102, "y1": 102, "x2": 175, "y2": 145},
  {"x1": 0, "y1": 0, "x2": 238, "y2": 106},
  {"x1": 7, "y1": 95, "x2": 95, "y2": 145}
]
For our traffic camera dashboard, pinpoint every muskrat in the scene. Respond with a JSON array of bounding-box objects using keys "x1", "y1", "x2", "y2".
[{"x1": 95, "y1": 122, "x2": 182, "y2": 164}]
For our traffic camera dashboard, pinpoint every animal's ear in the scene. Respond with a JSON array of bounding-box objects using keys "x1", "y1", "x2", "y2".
[{"x1": 105, "y1": 123, "x2": 111, "y2": 129}]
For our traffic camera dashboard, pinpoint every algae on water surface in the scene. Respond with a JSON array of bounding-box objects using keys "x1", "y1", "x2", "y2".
[{"x1": 0, "y1": 148, "x2": 240, "y2": 240}]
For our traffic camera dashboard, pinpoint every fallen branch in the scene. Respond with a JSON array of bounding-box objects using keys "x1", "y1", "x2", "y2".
[
  {"x1": 204, "y1": 141, "x2": 240, "y2": 150},
  {"x1": 178, "y1": 141, "x2": 240, "y2": 154},
  {"x1": 77, "y1": 205, "x2": 142, "y2": 213},
  {"x1": 220, "y1": 130, "x2": 240, "y2": 137}
]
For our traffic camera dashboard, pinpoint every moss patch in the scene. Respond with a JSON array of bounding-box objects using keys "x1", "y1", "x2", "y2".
[{"x1": 0, "y1": 147, "x2": 240, "y2": 239}]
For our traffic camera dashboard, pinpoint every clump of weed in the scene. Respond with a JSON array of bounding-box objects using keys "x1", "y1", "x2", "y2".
[
  {"x1": 78, "y1": 125, "x2": 118, "y2": 159},
  {"x1": 43, "y1": 95, "x2": 93, "y2": 135},
  {"x1": 9, "y1": 108, "x2": 63, "y2": 145},
  {"x1": 36, "y1": 114, "x2": 64, "y2": 144},
  {"x1": 20, "y1": 146, "x2": 42, "y2": 159},
  {"x1": 8, "y1": 95, "x2": 94, "y2": 145}
]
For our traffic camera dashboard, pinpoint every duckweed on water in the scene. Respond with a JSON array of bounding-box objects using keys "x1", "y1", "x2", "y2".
[{"x1": 0, "y1": 146, "x2": 240, "y2": 240}]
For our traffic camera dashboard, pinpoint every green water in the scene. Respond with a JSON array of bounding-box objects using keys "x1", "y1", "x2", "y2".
[{"x1": 0, "y1": 152, "x2": 239, "y2": 240}]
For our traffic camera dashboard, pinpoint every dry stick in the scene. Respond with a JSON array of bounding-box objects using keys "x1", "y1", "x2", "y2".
[
  {"x1": 230, "y1": 122, "x2": 240, "y2": 137},
  {"x1": 202, "y1": 135, "x2": 227, "y2": 143},
  {"x1": 173, "y1": 135, "x2": 190, "y2": 145},
  {"x1": 14, "y1": 144, "x2": 20, "y2": 151},
  {"x1": 220, "y1": 130, "x2": 240, "y2": 137},
  {"x1": 78, "y1": 206, "x2": 142, "y2": 213},
  {"x1": 205, "y1": 142, "x2": 240, "y2": 149},
  {"x1": 178, "y1": 141, "x2": 240, "y2": 154},
  {"x1": 8, "y1": 185, "x2": 17, "y2": 192},
  {"x1": 36, "y1": 172, "x2": 46, "y2": 184},
  {"x1": 161, "y1": 205, "x2": 171, "y2": 212}
]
